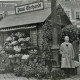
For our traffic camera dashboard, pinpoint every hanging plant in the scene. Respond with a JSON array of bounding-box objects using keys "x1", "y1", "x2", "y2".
[{"x1": 42, "y1": 21, "x2": 53, "y2": 51}]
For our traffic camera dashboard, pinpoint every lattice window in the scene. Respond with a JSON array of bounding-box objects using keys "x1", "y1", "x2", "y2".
[{"x1": 76, "y1": 11, "x2": 80, "y2": 20}]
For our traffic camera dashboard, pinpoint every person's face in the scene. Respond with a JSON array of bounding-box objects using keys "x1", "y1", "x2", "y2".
[{"x1": 65, "y1": 36, "x2": 69, "y2": 42}]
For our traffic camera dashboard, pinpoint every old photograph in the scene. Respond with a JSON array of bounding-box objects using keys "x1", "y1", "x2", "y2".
[{"x1": 0, "y1": 0, "x2": 79, "y2": 80}]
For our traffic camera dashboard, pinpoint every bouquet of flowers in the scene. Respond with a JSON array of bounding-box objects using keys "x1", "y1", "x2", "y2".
[{"x1": 6, "y1": 36, "x2": 12, "y2": 42}]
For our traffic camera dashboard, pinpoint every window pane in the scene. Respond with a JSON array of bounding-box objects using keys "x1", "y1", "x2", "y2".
[{"x1": 76, "y1": 11, "x2": 80, "y2": 20}]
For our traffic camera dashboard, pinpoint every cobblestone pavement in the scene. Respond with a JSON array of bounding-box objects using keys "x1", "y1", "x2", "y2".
[
  {"x1": 0, "y1": 73, "x2": 36, "y2": 80},
  {"x1": 0, "y1": 73, "x2": 80, "y2": 80},
  {"x1": 61, "y1": 75, "x2": 80, "y2": 80}
]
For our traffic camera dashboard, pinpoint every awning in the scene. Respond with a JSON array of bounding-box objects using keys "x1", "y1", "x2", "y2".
[
  {"x1": 0, "y1": 26, "x2": 36, "y2": 32},
  {"x1": 0, "y1": 3, "x2": 71, "y2": 29},
  {"x1": 0, "y1": 7, "x2": 51, "y2": 29}
]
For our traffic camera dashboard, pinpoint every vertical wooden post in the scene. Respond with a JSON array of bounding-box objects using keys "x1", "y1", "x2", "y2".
[
  {"x1": 51, "y1": 0, "x2": 59, "y2": 49},
  {"x1": 51, "y1": 0, "x2": 60, "y2": 68}
]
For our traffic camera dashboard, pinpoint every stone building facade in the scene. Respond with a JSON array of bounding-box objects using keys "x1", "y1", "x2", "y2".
[{"x1": 59, "y1": 0, "x2": 80, "y2": 27}]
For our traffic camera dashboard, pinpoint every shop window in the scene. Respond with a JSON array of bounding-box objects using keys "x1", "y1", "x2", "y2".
[{"x1": 75, "y1": 11, "x2": 80, "y2": 20}]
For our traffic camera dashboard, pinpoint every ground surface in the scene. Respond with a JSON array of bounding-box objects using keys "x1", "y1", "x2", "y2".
[
  {"x1": 0, "y1": 73, "x2": 80, "y2": 80},
  {"x1": 61, "y1": 75, "x2": 80, "y2": 80},
  {"x1": 0, "y1": 73, "x2": 34, "y2": 80}
]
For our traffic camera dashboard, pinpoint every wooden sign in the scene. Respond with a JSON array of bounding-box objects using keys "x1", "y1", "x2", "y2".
[{"x1": 15, "y1": 1, "x2": 44, "y2": 14}]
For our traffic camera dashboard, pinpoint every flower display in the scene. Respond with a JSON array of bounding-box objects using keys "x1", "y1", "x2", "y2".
[
  {"x1": 5, "y1": 32, "x2": 30, "y2": 52},
  {"x1": 10, "y1": 41, "x2": 18, "y2": 46},
  {"x1": 6, "y1": 36, "x2": 12, "y2": 42}
]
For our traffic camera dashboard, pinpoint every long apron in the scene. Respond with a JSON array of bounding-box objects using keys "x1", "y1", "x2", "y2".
[{"x1": 60, "y1": 42, "x2": 75, "y2": 68}]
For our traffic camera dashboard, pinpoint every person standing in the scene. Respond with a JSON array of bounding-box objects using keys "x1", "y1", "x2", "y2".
[{"x1": 60, "y1": 36, "x2": 75, "y2": 77}]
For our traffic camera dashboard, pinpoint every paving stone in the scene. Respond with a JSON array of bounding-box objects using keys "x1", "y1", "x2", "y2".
[{"x1": 0, "y1": 74, "x2": 80, "y2": 80}]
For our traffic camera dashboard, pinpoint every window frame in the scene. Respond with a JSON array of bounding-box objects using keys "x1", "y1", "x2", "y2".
[{"x1": 75, "y1": 10, "x2": 80, "y2": 21}]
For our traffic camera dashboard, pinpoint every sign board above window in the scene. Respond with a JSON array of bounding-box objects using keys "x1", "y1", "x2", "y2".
[{"x1": 15, "y1": 1, "x2": 44, "y2": 14}]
